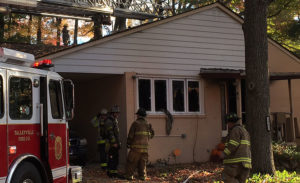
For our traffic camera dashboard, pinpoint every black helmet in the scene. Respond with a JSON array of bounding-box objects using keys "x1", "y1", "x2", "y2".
[
  {"x1": 136, "y1": 108, "x2": 147, "y2": 117},
  {"x1": 225, "y1": 113, "x2": 239, "y2": 123}
]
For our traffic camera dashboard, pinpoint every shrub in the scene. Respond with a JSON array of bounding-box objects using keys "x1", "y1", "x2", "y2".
[
  {"x1": 247, "y1": 170, "x2": 300, "y2": 183},
  {"x1": 273, "y1": 142, "x2": 300, "y2": 161}
]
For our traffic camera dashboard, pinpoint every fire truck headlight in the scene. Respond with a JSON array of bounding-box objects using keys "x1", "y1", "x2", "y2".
[{"x1": 79, "y1": 138, "x2": 87, "y2": 146}]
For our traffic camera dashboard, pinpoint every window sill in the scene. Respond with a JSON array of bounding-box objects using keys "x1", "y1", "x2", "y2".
[{"x1": 147, "y1": 113, "x2": 207, "y2": 119}]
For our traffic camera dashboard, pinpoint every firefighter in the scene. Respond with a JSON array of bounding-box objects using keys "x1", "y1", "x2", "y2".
[
  {"x1": 91, "y1": 108, "x2": 108, "y2": 170},
  {"x1": 124, "y1": 108, "x2": 154, "y2": 180},
  {"x1": 105, "y1": 105, "x2": 121, "y2": 178},
  {"x1": 221, "y1": 113, "x2": 252, "y2": 183}
]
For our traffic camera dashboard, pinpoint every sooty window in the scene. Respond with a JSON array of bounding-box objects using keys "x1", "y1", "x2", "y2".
[
  {"x1": 138, "y1": 79, "x2": 151, "y2": 111},
  {"x1": 137, "y1": 78, "x2": 202, "y2": 114},
  {"x1": 188, "y1": 81, "x2": 200, "y2": 112},
  {"x1": 155, "y1": 80, "x2": 167, "y2": 112}
]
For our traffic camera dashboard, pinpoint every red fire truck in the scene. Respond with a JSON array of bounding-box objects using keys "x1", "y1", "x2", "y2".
[{"x1": 0, "y1": 47, "x2": 82, "y2": 183}]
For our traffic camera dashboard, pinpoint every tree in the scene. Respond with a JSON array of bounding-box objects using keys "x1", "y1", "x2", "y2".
[
  {"x1": 219, "y1": 0, "x2": 300, "y2": 57},
  {"x1": 56, "y1": 18, "x2": 62, "y2": 46},
  {"x1": 114, "y1": 0, "x2": 132, "y2": 32},
  {"x1": 243, "y1": 0, "x2": 275, "y2": 174},
  {"x1": 37, "y1": 16, "x2": 42, "y2": 44},
  {"x1": 92, "y1": 14, "x2": 102, "y2": 40},
  {"x1": 74, "y1": 19, "x2": 78, "y2": 45},
  {"x1": 267, "y1": 0, "x2": 300, "y2": 56},
  {"x1": 0, "y1": 13, "x2": 4, "y2": 42}
]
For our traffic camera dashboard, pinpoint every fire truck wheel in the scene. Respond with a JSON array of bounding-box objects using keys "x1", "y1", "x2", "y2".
[{"x1": 11, "y1": 162, "x2": 42, "y2": 183}]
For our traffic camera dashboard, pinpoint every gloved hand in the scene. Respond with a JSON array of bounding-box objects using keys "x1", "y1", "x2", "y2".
[
  {"x1": 149, "y1": 124, "x2": 154, "y2": 138},
  {"x1": 219, "y1": 152, "x2": 225, "y2": 160}
]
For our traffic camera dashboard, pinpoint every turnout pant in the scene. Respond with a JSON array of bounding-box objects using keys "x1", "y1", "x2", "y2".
[
  {"x1": 107, "y1": 147, "x2": 119, "y2": 175},
  {"x1": 125, "y1": 149, "x2": 148, "y2": 179},
  {"x1": 98, "y1": 143, "x2": 107, "y2": 169},
  {"x1": 222, "y1": 163, "x2": 250, "y2": 183}
]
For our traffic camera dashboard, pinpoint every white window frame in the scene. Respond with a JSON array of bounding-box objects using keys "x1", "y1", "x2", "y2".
[{"x1": 137, "y1": 77, "x2": 204, "y2": 115}]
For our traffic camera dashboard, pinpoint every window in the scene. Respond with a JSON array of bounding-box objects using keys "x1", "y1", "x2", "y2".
[
  {"x1": 172, "y1": 80, "x2": 184, "y2": 112},
  {"x1": 155, "y1": 80, "x2": 167, "y2": 112},
  {"x1": 49, "y1": 80, "x2": 63, "y2": 119},
  {"x1": 188, "y1": 81, "x2": 200, "y2": 112},
  {"x1": 138, "y1": 79, "x2": 151, "y2": 111},
  {"x1": 63, "y1": 80, "x2": 74, "y2": 120},
  {"x1": 0, "y1": 76, "x2": 4, "y2": 118},
  {"x1": 137, "y1": 78, "x2": 202, "y2": 114},
  {"x1": 9, "y1": 77, "x2": 32, "y2": 119}
]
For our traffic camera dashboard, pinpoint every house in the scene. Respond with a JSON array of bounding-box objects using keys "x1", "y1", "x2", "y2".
[{"x1": 39, "y1": 2, "x2": 300, "y2": 164}]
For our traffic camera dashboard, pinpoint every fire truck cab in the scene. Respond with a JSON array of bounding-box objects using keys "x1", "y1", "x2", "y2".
[{"x1": 0, "y1": 47, "x2": 81, "y2": 183}]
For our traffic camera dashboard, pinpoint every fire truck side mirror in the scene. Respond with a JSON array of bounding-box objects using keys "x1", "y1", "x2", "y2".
[{"x1": 63, "y1": 79, "x2": 75, "y2": 121}]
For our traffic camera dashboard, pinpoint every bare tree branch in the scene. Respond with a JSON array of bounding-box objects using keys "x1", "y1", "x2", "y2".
[
  {"x1": 268, "y1": 0, "x2": 292, "y2": 18},
  {"x1": 221, "y1": 0, "x2": 232, "y2": 5}
]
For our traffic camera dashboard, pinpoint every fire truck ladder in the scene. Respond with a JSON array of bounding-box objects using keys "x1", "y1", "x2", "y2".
[
  {"x1": 111, "y1": 0, "x2": 171, "y2": 19},
  {"x1": 0, "y1": 0, "x2": 171, "y2": 20}
]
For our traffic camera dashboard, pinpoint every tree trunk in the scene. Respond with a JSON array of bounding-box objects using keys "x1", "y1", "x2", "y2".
[
  {"x1": 37, "y1": 16, "x2": 42, "y2": 45},
  {"x1": 243, "y1": 0, "x2": 275, "y2": 174},
  {"x1": 114, "y1": 17, "x2": 126, "y2": 32},
  {"x1": 0, "y1": 13, "x2": 4, "y2": 42},
  {"x1": 74, "y1": 19, "x2": 78, "y2": 45},
  {"x1": 93, "y1": 14, "x2": 102, "y2": 40},
  {"x1": 8, "y1": 13, "x2": 11, "y2": 38},
  {"x1": 27, "y1": 15, "x2": 32, "y2": 43},
  {"x1": 172, "y1": 0, "x2": 176, "y2": 15},
  {"x1": 56, "y1": 18, "x2": 61, "y2": 46}
]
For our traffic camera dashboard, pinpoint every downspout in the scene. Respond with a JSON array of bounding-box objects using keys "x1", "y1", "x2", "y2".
[
  {"x1": 288, "y1": 79, "x2": 295, "y2": 141},
  {"x1": 193, "y1": 118, "x2": 199, "y2": 162}
]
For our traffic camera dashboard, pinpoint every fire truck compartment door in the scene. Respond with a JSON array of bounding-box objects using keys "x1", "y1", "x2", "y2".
[
  {"x1": 7, "y1": 70, "x2": 41, "y2": 167},
  {"x1": 47, "y1": 77, "x2": 68, "y2": 181},
  {"x1": 0, "y1": 68, "x2": 7, "y2": 179}
]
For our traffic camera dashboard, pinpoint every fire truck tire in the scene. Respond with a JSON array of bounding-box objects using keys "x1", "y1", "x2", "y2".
[{"x1": 11, "y1": 162, "x2": 42, "y2": 183}]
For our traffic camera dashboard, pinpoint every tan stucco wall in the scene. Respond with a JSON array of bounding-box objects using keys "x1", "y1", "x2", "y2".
[
  {"x1": 124, "y1": 72, "x2": 223, "y2": 163},
  {"x1": 268, "y1": 42, "x2": 300, "y2": 133},
  {"x1": 68, "y1": 74, "x2": 127, "y2": 164}
]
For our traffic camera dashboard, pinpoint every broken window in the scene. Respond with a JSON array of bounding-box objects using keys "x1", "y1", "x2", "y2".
[
  {"x1": 188, "y1": 81, "x2": 199, "y2": 112},
  {"x1": 137, "y1": 77, "x2": 203, "y2": 114},
  {"x1": 172, "y1": 80, "x2": 184, "y2": 112},
  {"x1": 155, "y1": 80, "x2": 167, "y2": 112},
  {"x1": 138, "y1": 79, "x2": 151, "y2": 111}
]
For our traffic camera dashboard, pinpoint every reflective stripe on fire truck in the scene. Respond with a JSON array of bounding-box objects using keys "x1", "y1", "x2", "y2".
[
  {"x1": 52, "y1": 166, "x2": 67, "y2": 180},
  {"x1": 0, "y1": 177, "x2": 6, "y2": 183}
]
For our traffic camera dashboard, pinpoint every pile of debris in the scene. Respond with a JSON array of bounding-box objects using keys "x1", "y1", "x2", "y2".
[{"x1": 82, "y1": 162, "x2": 223, "y2": 183}]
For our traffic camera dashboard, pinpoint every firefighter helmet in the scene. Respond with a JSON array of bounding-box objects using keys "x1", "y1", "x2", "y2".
[
  {"x1": 110, "y1": 105, "x2": 120, "y2": 113},
  {"x1": 136, "y1": 108, "x2": 147, "y2": 117},
  {"x1": 100, "y1": 108, "x2": 108, "y2": 115},
  {"x1": 225, "y1": 113, "x2": 239, "y2": 123}
]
